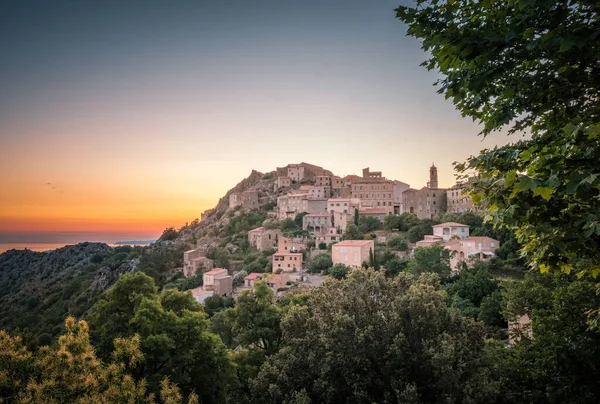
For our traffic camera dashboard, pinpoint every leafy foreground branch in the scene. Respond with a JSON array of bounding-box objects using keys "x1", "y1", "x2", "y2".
[
  {"x1": 0, "y1": 316, "x2": 197, "y2": 403},
  {"x1": 396, "y1": 0, "x2": 600, "y2": 276}
]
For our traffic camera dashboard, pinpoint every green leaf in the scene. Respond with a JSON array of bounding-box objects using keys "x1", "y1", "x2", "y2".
[
  {"x1": 559, "y1": 38, "x2": 574, "y2": 52},
  {"x1": 533, "y1": 186, "x2": 555, "y2": 201}
]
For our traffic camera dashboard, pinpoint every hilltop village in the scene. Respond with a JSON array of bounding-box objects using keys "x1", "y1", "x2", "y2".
[{"x1": 181, "y1": 162, "x2": 501, "y2": 305}]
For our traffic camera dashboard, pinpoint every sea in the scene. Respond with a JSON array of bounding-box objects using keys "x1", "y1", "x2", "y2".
[{"x1": 0, "y1": 242, "x2": 154, "y2": 254}]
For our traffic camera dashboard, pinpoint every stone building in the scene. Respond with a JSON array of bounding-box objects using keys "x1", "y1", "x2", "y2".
[
  {"x1": 183, "y1": 248, "x2": 214, "y2": 277},
  {"x1": 331, "y1": 240, "x2": 375, "y2": 267},
  {"x1": 302, "y1": 212, "x2": 332, "y2": 233},
  {"x1": 272, "y1": 252, "x2": 303, "y2": 272},
  {"x1": 447, "y1": 183, "x2": 477, "y2": 213},
  {"x1": 393, "y1": 180, "x2": 410, "y2": 214},
  {"x1": 402, "y1": 164, "x2": 447, "y2": 219},
  {"x1": 248, "y1": 227, "x2": 281, "y2": 251},
  {"x1": 229, "y1": 190, "x2": 259, "y2": 209}
]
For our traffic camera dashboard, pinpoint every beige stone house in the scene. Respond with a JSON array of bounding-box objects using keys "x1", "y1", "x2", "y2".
[
  {"x1": 447, "y1": 183, "x2": 477, "y2": 213},
  {"x1": 433, "y1": 222, "x2": 470, "y2": 241},
  {"x1": 244, "y1": 272, "x2": 266, "y2": 288},
  {"x1": 332, "y1": 240, "x2": 375, "y2": 267},
  {"x1": 302, "y1": 212, "x2": 332, "y2": 233},
  {"x1": 229, "y1": 190, "x2": 259, "y2": 209},
  {"x1": 277, "y1": 236, "x2": 306, "y2": 253},
  {"x1": 393, "y1": 180, "x2": 410, "y2": 214},
  {"x1": 272, "y1": 252, "x2": 303, "y2": 272},
  {"x1": 266, "y1": 273, "x2": 289, "y2": 290},
  {"x1": 351, "y1": 180, "x2": 394, "y2": 215},
  {"x1": 203, "y1": 268, "x2": 228, "y2": 291},
  {"x1": 403, "y1": 187, "x2": 446, "y2": 219},
  {"x1": 183, "y1": 248, "x2": 214, "y2": 277},
  {"x1": 444, "y1": 236, "x2": 500, "y2": 271},
  {"x1": 248, "y1": 227, "x2": 281, "y2": 251},
  {"x1": 415, "y1": 235, "x2": 444, "y2": 248}
]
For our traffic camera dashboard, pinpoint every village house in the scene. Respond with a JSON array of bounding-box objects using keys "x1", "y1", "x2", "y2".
[
  {"x1": 191, "y1": 268, "x2": 233, "y2": 304},
  {"x1": 327, "y1": 198, "x2": 360, "y2": 215},
  {"x1": 332, "y1": 239, "x2": 375, "y2": 267},
  {"x1": 433, "y1": 222, "x2": 470, "y2": 241},
  {"x1": 444, "y1": 236, "x2": 500, "y2": 271},
  {"x1": 415, "y1": 234, "x2": 444, "y2": 248},
  {"x1": 315, "y1": 230, "x2": 342, "y2": 245},
  {"x1": 203, "y1": 268, "x2": 228, "y2": 291},
  {"x1": 277, "y1": 176, "x2": 292, "y2": 189},
  {"x1": 299, "y1": 185, "x2": 331, "y2": 199},
  {"x1": 302, "y1": 212, "x2": 332, "y2": 233},
  {"x1": 278, "y1": 236, "x2": 306, "y2": 253},
  {"x1": 247, "y1": 227, "x2": 281, "y2": 251},
  {"x1": 272, "y1": 252, "x2": 303, "y2": 272},
  {"x1": 244, "y1": 272, "x2": 289, "y2": 291},
  {"x1": 229, "y1": 190, "x2": 259, "y2": 209},
  {"x1": 183, "y1": 248, "x2": 214, "y2": 277},
  {"x1": 393, "y1": 180, "x2": 411, "y2": 215},
  {"x1": 447, "y1": 183, "x2": 477, "y2": 213},
  {"x1": 244, "y1": 272, "x2": 266, "y2": 288},
  {"x1": 332, "y1": 211, "x2": 352, "y2": 232},
  {"x1": 315, "y1": 175, "x2": 331, "y2": 186},
  {"x1": 351, "y1": 168, "x2": 395, "y2": 215},
  {"x1": 266, "y1": 272, "x2": 289, "y2": 290}
]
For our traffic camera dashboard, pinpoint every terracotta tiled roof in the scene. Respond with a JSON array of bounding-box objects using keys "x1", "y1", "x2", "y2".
[
  {"x1": 205, "y1": 268, "x2": 228, "y2": 275},
  {"x1": 334, "y1": 240, "x2": 374, "y2": 247},
  {"x1": 249, "y1": 227, "x2": 265, "y2": 233},
  {"x1": 244, "y1": 272, "x2": 264, "y2": 280}
]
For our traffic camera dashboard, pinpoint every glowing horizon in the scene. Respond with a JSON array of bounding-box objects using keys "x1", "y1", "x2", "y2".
[{"x1": 0, "y1": 0, "x2": 518, "y2": 244}]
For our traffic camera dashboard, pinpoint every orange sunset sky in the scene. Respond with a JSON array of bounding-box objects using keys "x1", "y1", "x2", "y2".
[{"x1": 0, "y1": 0, "x2": 516, "y2": 244}]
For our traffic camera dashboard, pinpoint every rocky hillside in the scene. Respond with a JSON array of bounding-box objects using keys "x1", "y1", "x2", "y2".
[{"x1": 0, "y1": 242, "x2": 139, "y2": 343}]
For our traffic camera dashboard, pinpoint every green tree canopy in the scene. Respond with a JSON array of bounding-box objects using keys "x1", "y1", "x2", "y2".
[
  {"x1": 396, "y1": 1, "x2": 600, "y2": 276},
  {"x1": 408, "y1": 245, "x2": 451, "y2": 277},
  {"x1": 308, "y1": 253, "x2": 333, "y2": 274},
  {"x1": 251, "y1": 269, "x2": 497, "y2": 403},
  {"x1": 387, "y1": 235, "x2": 409, "y2": 251},
  {"x1": 357, "y1": 216, "x2": 382, "y2": 233},
  {"x1": 88, "y1": 272, "x2": 236, "y2": 401},
  {"x1": 342, "y1": 224, "x2": 364, "y2": 241}
]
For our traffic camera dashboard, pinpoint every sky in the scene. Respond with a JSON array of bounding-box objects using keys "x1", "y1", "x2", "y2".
[{"x1": 0, "y1": 0, "x2": 515, "y2": 244}]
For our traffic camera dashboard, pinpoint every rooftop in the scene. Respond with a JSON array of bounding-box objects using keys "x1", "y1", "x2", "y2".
[
  {"x1": 205, "y1": 268, "x2": 228, "y2": 275},
  {"x1": 433, "y1": 222, "x2": 470, "y2": 228},
  {"x1": 244, "y1": 272, "x2": 264, "y2": 280},
  {"x1": 274, "y1": 252, "x2": 303, "y2": 256},
  {"x1": 334, "y1": 240, "x2": 374, "y2": 247},
  {"x1": 248, "y1": 226, "x2": 266, "y2": 233},
  {"x1": 267, "y1": 273, "x2": 288, "y2": 283}
]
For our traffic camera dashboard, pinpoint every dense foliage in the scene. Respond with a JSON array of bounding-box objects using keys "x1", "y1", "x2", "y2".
[
  {"x1": 396, "y1": 0, "x2": 600, "y2": 275},
  {"x1": 251, "y1": 269, "x2": 498, "y2": 403},
  {"x1": 87, "y1": 272, "x2": 237, "y2": 401}
]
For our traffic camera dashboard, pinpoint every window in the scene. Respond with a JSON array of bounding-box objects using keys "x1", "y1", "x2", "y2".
[
  {"x1": 490, "y1": 242, "x2": 495, "y2": 247},
  {"x1": 467, "y1": 242, "x2": 472, "y2": 247}
]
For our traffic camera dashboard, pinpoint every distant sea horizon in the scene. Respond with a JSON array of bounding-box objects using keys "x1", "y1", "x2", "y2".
[{"x1": 0, "y1": 241, "x2": 156, "y2": 254}]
